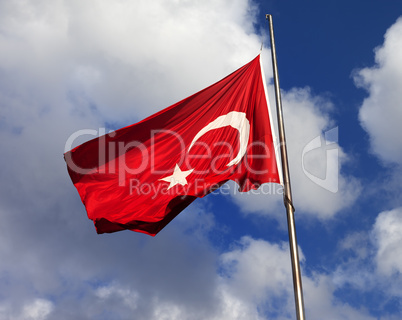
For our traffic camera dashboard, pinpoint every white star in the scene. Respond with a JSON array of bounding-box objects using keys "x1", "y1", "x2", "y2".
[{"x1": 159, "y1": 164, "x2": 194, "y2": 190}]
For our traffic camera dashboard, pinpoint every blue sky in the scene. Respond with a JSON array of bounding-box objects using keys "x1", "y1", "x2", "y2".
[{"x1": 1, "y1": 0, "x2": 402, "y2": 319}]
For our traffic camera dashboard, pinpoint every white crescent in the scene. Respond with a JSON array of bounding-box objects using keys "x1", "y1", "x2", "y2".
[{"x1": 188, "y1": 111, "x2": 250, "y2": 167}]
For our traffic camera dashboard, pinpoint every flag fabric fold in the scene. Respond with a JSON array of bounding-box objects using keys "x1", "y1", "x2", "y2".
[{"x1": 65, "y1": 54, "x2": 281, "y2": 236}]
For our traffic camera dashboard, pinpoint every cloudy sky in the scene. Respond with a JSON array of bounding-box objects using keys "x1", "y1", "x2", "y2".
[{"x1": 1, "y1": 0, "x2": 402, "y2": 319}]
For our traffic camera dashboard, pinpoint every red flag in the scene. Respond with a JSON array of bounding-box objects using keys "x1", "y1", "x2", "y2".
[{"x1": 65, "y1": 54, "x2": 281, "y2": 236}]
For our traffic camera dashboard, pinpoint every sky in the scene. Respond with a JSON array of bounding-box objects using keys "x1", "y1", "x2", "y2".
[{"x1": 0, "y1": 0, "x2": 402, "y2": 319}]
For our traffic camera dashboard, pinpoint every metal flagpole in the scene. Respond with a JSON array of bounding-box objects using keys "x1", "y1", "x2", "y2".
[{"x1": 266, "y1": 14, "x2": 306, "y2": 320}]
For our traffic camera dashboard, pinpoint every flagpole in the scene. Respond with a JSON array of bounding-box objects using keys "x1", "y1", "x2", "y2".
[{"x1": 266, "y1": 14, "x2": 306, "y2": 320}]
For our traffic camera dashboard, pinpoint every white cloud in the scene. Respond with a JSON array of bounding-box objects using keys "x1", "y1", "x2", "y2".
[
  {"x1": 95, "y1": 284, "x2": 139, "y2": 310},
  {"x1": 354, "y1": 17, "x2": 402, "y2": 165},
  {"x1": 372, "y1": 207, "x2": 402, "y2": 276},
  {"x1": 231, "y1": 87, "x2": 361, "y2": 222},
  {"x1": 0, "y1": 299, "x2": 54, "y2": 320},
  {"x1": 219, "y1": 237, "x2": 294, "y2": 305},
  {"x1": 21, "y1": 299, "x2": 54, "y2": 320},
  {"x1": 0, "y1": 0, "x2": 266, "y2": 126},
  {"x1": 338, "y1": 231, "x2": 370, "y2": 260},
  {"x1": 282, "y1": 88, "x2": 361, "y2": 217},
  {"x1": 218, "y1": 237, "x2": 376, "y2": 320},
  {"x1": 324, "y1": 207, "x2": 402, "y2": 312},
  {"x1": 302, "y1": 275, "x2": 375, "y2": 320}
]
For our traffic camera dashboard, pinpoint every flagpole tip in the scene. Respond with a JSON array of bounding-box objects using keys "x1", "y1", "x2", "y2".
[{"x1": 266, "y1": 14, "x2": 271, "y2": 20}]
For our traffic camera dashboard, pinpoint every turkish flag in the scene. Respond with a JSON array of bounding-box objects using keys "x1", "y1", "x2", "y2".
[{"x1": 65, "y1": 54, "x2": 282, "y2": 236}]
